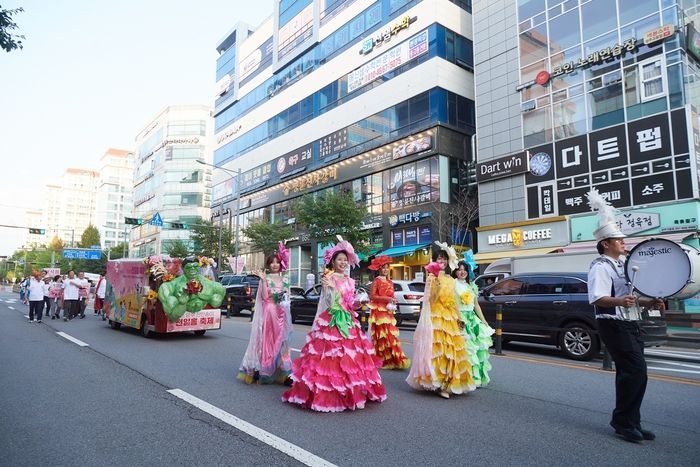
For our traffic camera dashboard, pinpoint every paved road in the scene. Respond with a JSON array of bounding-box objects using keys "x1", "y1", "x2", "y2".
[{"x1": 1, "y1": 288, "x2": 698, "y2": 466}]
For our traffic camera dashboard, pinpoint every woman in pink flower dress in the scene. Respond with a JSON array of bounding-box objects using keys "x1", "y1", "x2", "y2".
[
  {"x1": 238, "y1": 243, "x2": 293, "y2": 384},
  {"x1": 282, "y1": 237, "x2": 386, "y2": 412}
]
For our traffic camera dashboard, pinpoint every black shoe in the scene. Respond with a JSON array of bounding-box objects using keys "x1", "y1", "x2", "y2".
[
  {"x1": 80, "y1": 315, "x2": 85, "y2": 319},
  {"x1": 283, "y1": 377, "x2": 293, "y2": 387},
  {"x1": 638, "y1": 428, "x2": 655, "y2": 440},
  {"x1": 51, "y1": 316, "x2": 55, "y2": 320},
  {"x1": 610, "y1": 422, "x2": 643, "y2": 443}
]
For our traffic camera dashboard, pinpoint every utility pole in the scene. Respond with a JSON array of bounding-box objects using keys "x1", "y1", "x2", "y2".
[
  {"x1": 217, "y1": 204, "x2": 224, "y2": 269},
  {"x1": 123, "y1": 225, "x2": 127, "y2": 258},
  {"x1": 234, "y1": 168, "x2": 242, "y2": 273}
]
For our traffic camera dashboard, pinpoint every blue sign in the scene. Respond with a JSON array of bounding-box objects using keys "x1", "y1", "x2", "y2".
[
  {"x1": 90, "y1": 244, "x2": 101, "y2": 249},
  {"x1": 63, "y1": 249, "x2": 102, "y2": 260},
  {"x1": 149, "y1": 212, "x2": 163, "y2": 227}
]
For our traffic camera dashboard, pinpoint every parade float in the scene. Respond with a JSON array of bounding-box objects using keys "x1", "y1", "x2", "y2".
[{"x1": 104, "y1": 255, "x2": 225, "y2": 337}]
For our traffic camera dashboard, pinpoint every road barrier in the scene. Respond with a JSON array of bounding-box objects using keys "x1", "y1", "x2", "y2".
[
  {"x1": 494, "y1": 304, "x2": 503, "y2": 355},
  {"x1": 225, "y1": 295, "x2": 232, "y2": 319}
]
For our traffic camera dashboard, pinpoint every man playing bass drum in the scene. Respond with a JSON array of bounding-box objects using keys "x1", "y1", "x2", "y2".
[{"x1": 586, "y1": 189, "x2": 665, "y2": 444}]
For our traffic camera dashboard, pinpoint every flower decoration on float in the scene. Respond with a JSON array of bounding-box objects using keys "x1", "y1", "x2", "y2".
[
  {"x1": 276, "y1": 241, "x2": 290, "y2": 272},
  {"x1": 368, "y1": 255, "x2": 392, "y2": 271},
  {"x1": 433, "y1": 240, "x2": 459, "y2": 270},
  {"x1": 323, "y1": 235, "x2": 360, "y2": 268},
  {"x1": 162, "y1": 273, "x2": 175, "y2": 282},
  {"x1": 146, "y1": 289, "x2": 159, "y2": 301},
  {"x1": 185, "y1": 279, "x2": 202, "y2": 295}
]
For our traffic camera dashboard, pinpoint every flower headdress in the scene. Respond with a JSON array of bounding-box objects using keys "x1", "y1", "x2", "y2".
[
  {"x1": 276, "y1": 241, "x2": 290, "y2": 271},
  {"x1": 323, "y1": 235, "x2": 360, "y2": 269},
  {"x1": 434, "y1": 240, "x2": 458, "y2": 270},
  {"x1": 368, "y1": 255, "x2": 392, "y2": 271},
  {"x1": 425, "y1": 262, "x2": 441, "y2": 276}
]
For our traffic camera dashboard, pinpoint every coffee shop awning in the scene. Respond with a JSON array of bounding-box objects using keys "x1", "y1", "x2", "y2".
[
  {"x1": 375, "y1": 242, "x2": 431, "y2": 258},
  {"x1": 473, "y1": 247, "x2": 563, "y2": 264}
]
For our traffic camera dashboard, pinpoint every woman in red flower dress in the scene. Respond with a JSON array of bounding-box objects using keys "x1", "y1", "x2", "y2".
[
  {"x1": 282, "y1": 237, "x2": 386, "y2": 412},
  {"x1": 368, "y1": 256, "x2": 410, "y2": 369}
]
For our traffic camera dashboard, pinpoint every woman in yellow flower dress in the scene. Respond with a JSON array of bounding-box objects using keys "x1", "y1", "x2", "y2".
[
  {"x1": 406, "y1": 242, "x2": 475, "y2": 399},
  {"x1": 453, "y1": 261, "x2": 493, "y2": 387}
]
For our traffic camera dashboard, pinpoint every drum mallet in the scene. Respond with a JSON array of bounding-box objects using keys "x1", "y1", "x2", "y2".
[{"x1": 629, "y1": 265, "x2": 642, "y2": 320}]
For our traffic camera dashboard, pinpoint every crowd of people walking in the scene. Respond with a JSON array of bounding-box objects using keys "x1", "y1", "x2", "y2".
[{"x1": 18, "y1": 270, "x2": 102, "y2": 322}]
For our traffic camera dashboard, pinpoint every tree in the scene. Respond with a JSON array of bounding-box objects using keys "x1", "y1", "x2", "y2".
[
  {"x1": 241, "y1": 221, "x2": 295, "y2": 255},
  {"x1": 0, "y1": 6, "x2": 24, "y2": 53},
  {"x1": 107, "y1": 242, "x2": 129, "y2": 260},
  {"x1": 48, "y1": 236, "x2": 64, "y2": 253},
  {"x1": 190, "y1": 220, "x2": 234, "y2": 258},
  {"x1": 431, "y1": 189, "x2": 479, "y2": 246},
  {"x1": 78, "y1": 225, "x2": 101, "y2": 249},
  {"x1": 293, "y1": 191, "x2": 370, "y2": 252},
  {"x1": 164, "y1": 239, "x2": 191, "y2": 258}
]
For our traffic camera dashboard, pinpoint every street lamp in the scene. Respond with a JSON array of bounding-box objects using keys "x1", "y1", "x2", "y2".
[{"x1": 196, "y1": 160, "x2": 242, "y2": 271}]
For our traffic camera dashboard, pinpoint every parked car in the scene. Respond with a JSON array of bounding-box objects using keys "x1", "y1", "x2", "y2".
[
  {"x1": 478, "y1": 272, "x2": 668, "y2": 361},
  {"x1": 363, "y1": 280, "x2": 425, "y2": 325},
  {"x1": 218, "y1": 274, "x2": 259, "y2": 316},
  {"x1": 290, "y1": 283, "x2": 369, "y2": 326},
  {"x1": 473, "y1": 273, "x2": 507, "y2": 290}
]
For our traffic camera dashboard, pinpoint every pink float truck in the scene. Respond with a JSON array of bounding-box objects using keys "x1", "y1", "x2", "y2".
[{"x1": 103, "y1": 258, "x2": 221, "y2": 337}]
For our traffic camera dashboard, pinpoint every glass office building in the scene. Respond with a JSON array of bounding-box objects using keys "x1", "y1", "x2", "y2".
[
  {"x1": 212, "y1": 0, "x2": 477, "y2": 285},
  {"x1": 473, "y1": 0, "x2": 700, "y2": 264}
]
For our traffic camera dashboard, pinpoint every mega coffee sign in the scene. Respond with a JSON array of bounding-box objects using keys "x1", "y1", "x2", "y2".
[{"x1": 476, "y1": 152, "x2": 528, "y2": 182}]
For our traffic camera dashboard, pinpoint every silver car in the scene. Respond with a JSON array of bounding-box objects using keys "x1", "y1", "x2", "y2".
[{"x1": 363, "y1": 280, "x2": 425, "y2": 325}]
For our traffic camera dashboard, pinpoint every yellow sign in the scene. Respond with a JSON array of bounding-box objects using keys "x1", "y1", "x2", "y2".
[{"x1": 511, "y1": 229, "x2": 523, "y2": 248}]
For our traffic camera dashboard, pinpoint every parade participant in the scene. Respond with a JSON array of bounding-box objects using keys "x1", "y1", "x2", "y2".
[
  {"x1": 586, "y1": 189, "x2": 664, "y2": 443},
  {"x1": 27, "y1": 272, "x2": 45, "y2": 323},
  {"x1": 283, "y1": 236, "x2": 386, "y2": 412},
  {"x1": 238, "y1": 242, "x2": 293, "y2": 385},
  {"x1": 367, "y1": 255, "x2": 410, "y2": 369},
  {"x1": 94, "y1": 274, "x2": 106, "y2": 318},
  {"x1": 407, "y1": 241, "x2": 474, "y2": 399},
  {"x1": 42, "y1": 277, "x2": 52, "y2": 320},
  {"x1": 77, "y1": 272, "x2": 89, "y2": 319},
  {"x1": 61, "y1": 271, "x2": 82, "y2": 321},
  {"x1": 50, "y1": 275, "x2": 63, "y2": 320},
  {"x1": 452, "y1": 261, "x2": 493, "y2": 387}
]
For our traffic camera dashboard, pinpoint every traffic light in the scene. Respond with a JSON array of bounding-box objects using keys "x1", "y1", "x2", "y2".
[
  {"x1": 171, "y1": 222, "x2": 189, "y2": 230},
  {"x1": 28, "y1": 228, "x2": 45, "y2": 234},
  {"x1": 125, "y1": 217, "x2": 143, "y2": 225}
]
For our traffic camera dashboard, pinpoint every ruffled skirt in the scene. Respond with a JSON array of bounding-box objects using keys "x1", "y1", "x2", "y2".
[
  {"x1": 407, "y1": 304, "x2": 475, "y2": 395},
  {"x1": 461, "y1": 310, "x2": 494, "y2": 387},
  {"x1": 369, "y1": 308, "x2": 410, "y2": 370},
  {"x1": 282, "y1": 310, "x2": 387, "y2": 412}
]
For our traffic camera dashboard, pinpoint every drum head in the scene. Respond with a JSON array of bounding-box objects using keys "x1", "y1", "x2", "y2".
[{"x1": 625, "y1": 238, "x2": 691, "y2": 298}]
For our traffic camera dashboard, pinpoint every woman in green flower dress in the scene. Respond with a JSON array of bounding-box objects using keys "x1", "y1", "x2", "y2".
[{"x1": 453, "y1": 261, "x2": 494, "y2": 387}]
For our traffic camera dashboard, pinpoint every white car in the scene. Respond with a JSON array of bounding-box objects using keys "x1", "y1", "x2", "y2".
[{"x1": 365, "y1": 280, "x2": 425, "y2": 325}]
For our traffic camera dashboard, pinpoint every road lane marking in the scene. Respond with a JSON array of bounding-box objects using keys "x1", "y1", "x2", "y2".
[
  {"x1": 56, "y1": 332, "x2": 89, "y2": 347},
  {"x1": 167, "y1": 389, "x2": 336, "y2": 467},
  {"x1": 647, "y1": 349, "x2": 700, "y2": 360},
  {"x1": 494, "y1": 353, "x2": 700, "y2": 387},
  {"x1": 8, "y1": 306, "x2": 15, "y2": 310},
  {"x1": 646, "y1": 359, "x2": 700, "y2": 370},
  {"x1": 24, "y1": 315, "x2": 29, "y2": 319},
  {"x1": 647, "y1": 366, "x2": 700, "y2": 375}
]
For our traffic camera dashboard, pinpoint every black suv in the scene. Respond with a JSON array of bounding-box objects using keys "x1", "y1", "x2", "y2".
[
  {"x1": 478, "y1": 272, "x2": 668, "y2": 361},
  {"x1": 218, "y1": 274, "x2": 260, "y2": 316}
]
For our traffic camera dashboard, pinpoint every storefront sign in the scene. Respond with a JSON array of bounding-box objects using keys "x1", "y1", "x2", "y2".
[
  {"x1": 277, "y1": 144, "x2": 313, "y2": 176},
  {"x1": 359, "y1": 15, "x2": 416, "y2": 55},
  {"x1": 282, "y1": 166, "x2": 338, "y2": 196},
  {"x1": 405, "y1": 228, "x2": 418, "y2": 245},
  {"x1": 687, "y1": 23, "x2": 700, "y2": 62},
  {"x1": 349, "y1": 29, "x2": 428, "y2": 92},
  {"x1": 278, "y1": 3, "x2": 314, "y2": 53},
  {"x1": 388, "y1": 211, "x2": 431, "y2": 227},
  {"x1": 552, "y1": 38, "x2": 637, "y2": 78},
  {"x1": 644, "y1": 24, "x2": 675, "y2": 45},
  {"x1": 239, "y1": 38, "x2": 273, "y2": 83},
  {"x1": 319, "y1": 128, "x2": 348, "y2": 158},
  {"x1": 418, "y1": 226, "x2": 432, "y2": 243},
  {"x1": 615, "y1": 211, "x2": 660, "y2": 235},
  {"x1": 216, "y1": 124, "x2": 243, "y2": 145},
  {"x1": 215, "y1": 74, "x2": 231, "y2": 97},
  {"x1": 241, "y1": 162, "x2": 272, "y2": 191},
  {"x1": 392, "y1": 230, "x2": 404, "y2": 247},
  {"x1": 478, "y1": 219, "x2": 569, "y2": 252},
  {"x1": 476, "y1": 152, "x2": 528, "y2": 182}
]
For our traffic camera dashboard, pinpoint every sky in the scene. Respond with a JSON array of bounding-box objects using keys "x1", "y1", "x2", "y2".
[{"x1": 0, "y1": 0, "x2": 273, "y2": 256}]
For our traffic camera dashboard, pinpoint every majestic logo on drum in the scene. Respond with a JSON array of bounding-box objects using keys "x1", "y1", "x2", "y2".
[{"x1": 637, "y1": 246, "x2": 672, "y2": 257}]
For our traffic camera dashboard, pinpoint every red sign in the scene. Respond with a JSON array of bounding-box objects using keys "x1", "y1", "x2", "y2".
[
  {"x1": 535, "y1": 70, "x2": 550, "y2": 86},
  {"x1": 643, "y1": 24, "x2": 674, "y2": 45}
]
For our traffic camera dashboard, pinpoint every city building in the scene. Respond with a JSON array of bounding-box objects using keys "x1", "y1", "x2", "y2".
[
  {"x1": 130, "y1": 105, "x2": 214, "y2": 258},
  {"x1": 23, "y1": 209, "x2": 43, "y2": 247},
  {"x1": 95, "y1": 148, "x2": 135, "y2": 251},
  {"x1": 473, "y1": 0, "x2": 700, "y2": 315},
  {"x1": 211, "y1": 0, "x2": 477, "y2": 285}
]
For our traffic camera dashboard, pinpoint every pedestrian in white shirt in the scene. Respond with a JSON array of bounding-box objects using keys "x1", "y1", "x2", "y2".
[
  {"x1": 94, "y1": 274, "x2": 107, "y2": 318},
  {"x1": 77, "y1": 272, "x2": 90, "y2": 318},
  {"x1": 42, "y1": 277, "x2": 52, "y2": 319},
  {"x1": 62, "y1": 271, "x2": 82, "y2": 321},
  {"x1": 27, "y1": 273, "x2": 45, "y2": 322}
]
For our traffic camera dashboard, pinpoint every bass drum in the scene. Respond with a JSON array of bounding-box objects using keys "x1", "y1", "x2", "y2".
[{"x1": 625, "y1": 238, "x2": 700, "y2": 299}]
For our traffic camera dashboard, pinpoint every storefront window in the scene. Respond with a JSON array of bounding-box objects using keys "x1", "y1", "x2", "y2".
[
  {"x1": 623, "y1": 58, "x2": 668, "y2": 120},
  {"x1": 584, "y1": 31, "x2": 620, "y2": 80},
  {"x1": 553, "y1": 94, "x2": 587, "y2": 139},
  {"x1": 618, "y1": 0, "x2": 659, "y2": 27},
  {"x1": 587, "y1": 71, "x2": 624, "y2": 130},
  {"x1": 581, "y1": 0, "x2": 618, "y2": 43},
  {"x1": 519, "y1": 22, "x2": 548, "y2": 66},
  {"x1": 523, "y1": 106, "x2": 552, "y2": 147},
  {"x1": 548, "y1": 8, "x2": 580, "y2": 54},
  {"x1": 551, "y1": 45, "x2": 584, "y2": 92}
]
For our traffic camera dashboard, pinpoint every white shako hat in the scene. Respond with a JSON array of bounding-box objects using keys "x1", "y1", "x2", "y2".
[{"x1": 586, "y1": 188, "x2": 626, "y2": 242}]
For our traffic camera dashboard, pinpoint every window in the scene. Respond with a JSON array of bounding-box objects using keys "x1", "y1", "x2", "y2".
[
  {"x1": 553, "y1": 94, "x2": 587, "y2": 139},
  {"x1": 548, "y1": 8, "x2": 580, "y2": 53},
  {"x1": 641, "y1": 59, "x2": 664, "y2": 101},
  {"x1": 561, "y1": 278, "x2": 587, "y2": 294},
  {"x1": 523, "y1": 276, "x2": 565, "y2": 295},
  {"x1": 581, "y1": 0, "x2": 617, "y2": 42},
  {"x1": 587, "y1": 70, "x2": 624, "y2": 129},
  {"x1": 487, "y1": 279, "x2": 525, "y2": 296}
]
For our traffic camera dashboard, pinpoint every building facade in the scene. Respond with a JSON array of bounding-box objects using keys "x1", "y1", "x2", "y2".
[
  {"x1": 473, "y1": 0, "x2": 700, "y2": 266},
  {"x1": 212, "y1": 0, "x2": 477, "y2": 286},
  {"x1": 95, "y1": 148, "x2": 135, "y2": 251},
  {"x1": 130, "y1": 105, "x2": 214, "y2": 258}
]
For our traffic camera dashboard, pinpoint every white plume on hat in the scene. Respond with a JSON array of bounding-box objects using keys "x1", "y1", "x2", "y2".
[{"x1": 587, "y1": 188, "x2": 625, "y2": 242}]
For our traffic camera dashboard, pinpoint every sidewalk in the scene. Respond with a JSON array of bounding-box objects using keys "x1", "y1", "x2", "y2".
[{"x1": 666, "y1": 326, "x2": 700, "y2": 350}]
